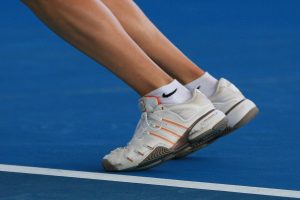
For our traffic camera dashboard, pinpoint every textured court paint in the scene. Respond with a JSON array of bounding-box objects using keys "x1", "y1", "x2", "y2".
[
  {"x1": 0, "y1": 0, "x2": 300, "y2": 192},
  {"x1": 0, "y1": 164, "x2": 300, "y2": 199},
  {"x1": 0, "y1": 172, "x2": 295, "y2": 200}
]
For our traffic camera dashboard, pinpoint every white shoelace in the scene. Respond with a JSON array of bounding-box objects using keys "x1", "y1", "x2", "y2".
[{"x1": 114, "y1": 105, "x2": 166, "y2": 155}]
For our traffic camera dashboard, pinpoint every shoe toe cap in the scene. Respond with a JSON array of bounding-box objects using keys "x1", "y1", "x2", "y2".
[{"x1": 102, "y1": 159, "x2": 118, "y2": 172}]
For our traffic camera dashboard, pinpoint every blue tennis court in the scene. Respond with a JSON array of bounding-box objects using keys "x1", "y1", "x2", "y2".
[{"x1": 0, "y1": 0, "x2": 300, "y2": 199}]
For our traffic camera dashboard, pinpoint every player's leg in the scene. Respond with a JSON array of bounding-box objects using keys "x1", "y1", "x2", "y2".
[
  {"x1": 22, "y1": 0, "x2": 172, "y2": 96},
  {"x1": 101, "y1": 0, "x2": 205, "y2": 85},
  {"x1": 101, "y1": 0, "x2": 259, "y2": 158},
  {"x1": 22, "y1": 0, "x2": 227, "y2": 170}
]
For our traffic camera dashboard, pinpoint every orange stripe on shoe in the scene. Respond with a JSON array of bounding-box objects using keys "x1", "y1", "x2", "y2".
[
  {"x1": 144, "y1": 96, "x2": 161, "y2": 105},
  {"x1": 149, "y1": 132, "x2": 175, "y2": 145},
  {"x1": 161, "y1": 127, "x2": 181, "y2": 138},
  {"x1": 127, "y1": 157, "x2": 134, "y2": 162},
  {"x1": 162, "y1": 118, "x2": 188, "y2": 130}
]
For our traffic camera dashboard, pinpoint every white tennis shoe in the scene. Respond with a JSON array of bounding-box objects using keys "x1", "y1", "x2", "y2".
[
  {"x1": 210, "y1": 78, "x2": 258, "y2": 130},
  {"x1": 102, "y1": 90, "x2": 227, "y2": 171},
  {"x1": 175, "y1": 78, "x2": 259, "y2": 158}
]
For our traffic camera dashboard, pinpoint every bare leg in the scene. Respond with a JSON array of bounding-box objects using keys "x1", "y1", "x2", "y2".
[
  {"x1": 101, "y1": 0, "x2": 205, "y2": 84},
  {"x1": 21, "y1": 0, "x2": 172, "y2": 96}
]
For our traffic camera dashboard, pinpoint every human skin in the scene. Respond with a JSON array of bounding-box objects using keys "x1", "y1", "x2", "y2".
[
  {"x1": 101, "y1": 0, "x2": 205, "y2": 84},
  {"x1": 21, "y1": 0, "x2": 173, "y2": 96}
]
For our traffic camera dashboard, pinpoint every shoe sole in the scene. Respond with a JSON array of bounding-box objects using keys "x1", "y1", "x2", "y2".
[
  {"x1": 173, "y1": 117, "x2": 228, "y2": 159},
  {"x1": 102, "y1": 109, "x2": 226, "y2": 172},
  {"x1": 174, "y1": 99, "x2": 259, "y2": 159}
]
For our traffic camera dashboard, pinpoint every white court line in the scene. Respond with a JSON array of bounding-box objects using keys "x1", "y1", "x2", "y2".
[{"x1": 0, "y1": 164, "x2": 299, "y2": 199}]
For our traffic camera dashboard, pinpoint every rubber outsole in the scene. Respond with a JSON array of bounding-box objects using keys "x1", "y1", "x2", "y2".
[{"x1": 102, "y1": 147, "x2": 173, "y2": 172}]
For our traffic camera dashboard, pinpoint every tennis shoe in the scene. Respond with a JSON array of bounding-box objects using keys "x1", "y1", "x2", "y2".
[
  {"x1": 102, "y1": 90, "x2": 227, "y2": 171},
  {"x1": 175, "y1": 78, "x2": 259, "y2": 158}
]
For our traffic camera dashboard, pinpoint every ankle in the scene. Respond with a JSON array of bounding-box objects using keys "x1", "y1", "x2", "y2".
[
  {"x1": 185, "y1": 72, "x2": 218, "y2": 98},
  {"x1": 146, "y1": 79, "x2": 192, "y2": 104}
]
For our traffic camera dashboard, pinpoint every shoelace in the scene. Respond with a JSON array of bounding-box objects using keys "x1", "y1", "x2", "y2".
[
  {"x1": 144, "y1": 109, "x2": 164, "y2": 131},
  {"x1": 112, "y1": 105, "x2": 165, "y2": 155}
]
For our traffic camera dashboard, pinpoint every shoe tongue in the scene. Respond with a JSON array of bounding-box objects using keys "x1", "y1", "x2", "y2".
[{"x1": 139, "y1": 96, "x2": 161, "y2": 112}]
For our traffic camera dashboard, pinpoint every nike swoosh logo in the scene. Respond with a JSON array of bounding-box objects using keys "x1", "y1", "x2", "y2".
[{"x1": 162, "y1": 88, "x2": 177, "y2": 98}]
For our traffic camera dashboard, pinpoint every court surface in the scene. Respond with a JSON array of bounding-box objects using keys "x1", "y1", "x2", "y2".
[{"x1": 0, "y1": 0, "x2": 300, "y2": 199}]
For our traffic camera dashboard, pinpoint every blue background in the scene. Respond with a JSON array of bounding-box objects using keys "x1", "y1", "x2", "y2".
[{"x1": 0, "y1": 0, "x2": 299, "y2": 192}]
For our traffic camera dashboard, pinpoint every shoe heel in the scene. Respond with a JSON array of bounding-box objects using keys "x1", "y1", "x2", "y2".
[
  {"x1": 188, "y1": 110, "x2": 227, "y2": 141},
  {"x1": 227, "y1": 99, "x2": 259, "y2": 129}
]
